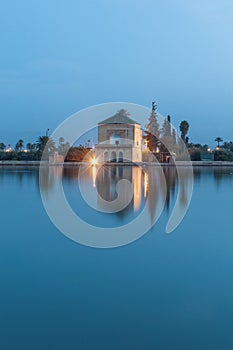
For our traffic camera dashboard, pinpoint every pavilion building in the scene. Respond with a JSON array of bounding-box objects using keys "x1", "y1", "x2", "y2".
[{"x1": 95, "y1": 109, "x2": 142, "y2": 163}]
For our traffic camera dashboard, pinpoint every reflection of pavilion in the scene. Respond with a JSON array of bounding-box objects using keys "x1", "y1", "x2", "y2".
[
  {"x1": 40, "y1": 165, "x2": 193, "y2": 227},
  {"x1": 95, "y1": 166, "x2": 142, "y2": 212},
  {"x1": 95, "y1": 109, "x2": 142, "y2": 163}
]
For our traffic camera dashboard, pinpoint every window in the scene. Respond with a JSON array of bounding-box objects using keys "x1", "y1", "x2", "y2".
[{"x1": 110, "y1": 134, "x2": 122, "y2": 145}]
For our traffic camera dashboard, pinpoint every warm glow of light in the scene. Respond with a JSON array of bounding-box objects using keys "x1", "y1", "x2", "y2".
[
  {"x1": 132, "y1": 167, "x2": 142, "y2": 211},
  {"x1": 5, "y1": 148, "x2": 11, "y2": 153},
  {"x1": 92, "y1": 164, "x2": 97, "y2": 187},
  {"x1": 216, "y1": 147, "x2": 220, "y2": 151},
  {"x1": 144, "y1": 172, "x2": 148, "y2": 198},
  {"x1": 207, "y1": 148, "x2": 211, "y2": 152},
  {"x1": 156, "y1": 147, "x2": 159, "y2": 153},
  {"x1": 91, "y1": 158, "x2": 98, "y2": 165}
]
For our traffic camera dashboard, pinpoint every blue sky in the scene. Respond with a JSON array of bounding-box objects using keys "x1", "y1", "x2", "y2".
[{"x1": 0, "y1": 0, "x2": 233, "y2": 147}]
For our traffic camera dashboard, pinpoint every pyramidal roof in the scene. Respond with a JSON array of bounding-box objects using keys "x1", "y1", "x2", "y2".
[{"x1": 99, "y1": 109, "x2": 140, "y2": 125}]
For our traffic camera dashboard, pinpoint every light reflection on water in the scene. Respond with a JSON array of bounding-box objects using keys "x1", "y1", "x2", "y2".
[
  {"x1": 39, "y1": 164, "x2": 195, "y2": 233},
  {"x1": 0, "y1": 166, "x2": 233, "y2": 350},
  {"x1": 39, "y1": 165, "x2": 179, "y2": 229}
]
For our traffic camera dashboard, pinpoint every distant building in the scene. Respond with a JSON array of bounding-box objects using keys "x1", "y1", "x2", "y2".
[
  {"x1": 200, "y1": 151, "x2": 214, "y2": 161},
  {"x1": 95, "y1": 109, "x2": 142, "y2": 162},
  {"x1": 49, "y1": 152, "x2": 64, "y2": 164}
]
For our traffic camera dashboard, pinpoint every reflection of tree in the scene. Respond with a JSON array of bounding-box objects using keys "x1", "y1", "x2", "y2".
[
  {"x1": 214, "y1": 167, "x2": 232, "y2": 179},
  {"x1": 38, "y1": 165, "x2": 195, "y2": 227},
  {"x1": 62, "y1": 166, "x2": 80, "y2": 181},
  {"x1": 64, "y1": 165, "x2": 188, "y2": 223},
  {"x1": 0, "y1": 167, "x2": 38, "y2": 187},
  {"x1": 145, "y1": 165, "x2": 193, "y2": 227},
  {"x1": 191, "y1": 167, "x2": 233, "y2": 188},
  {"x1": 193, "y1": 168, "x2": 201, "y2": 182},
  {"x1": 146, "y1": 166, "x2": 160, "y2": 225},
  {"x1": 177, "y1": 167, "x2": 193, "y2": 208},
  {"x1": 39, "y1": 166, "x2": 63, "y2": 192},
  {"x1": 213, "y1": 167, "x2": 233, "y2": 187},
  {"x1": 163, "y1": 166, "x2": 177, "y2": 211}
]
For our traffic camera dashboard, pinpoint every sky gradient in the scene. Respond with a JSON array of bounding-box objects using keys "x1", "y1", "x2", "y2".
[{"x1": 1, "y1": 0, "x2": 233, "y2": 147}]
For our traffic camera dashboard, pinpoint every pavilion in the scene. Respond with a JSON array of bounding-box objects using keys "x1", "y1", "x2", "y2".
[{"x1": 95, "y1": 109, "x2": 143, "y2": 163}]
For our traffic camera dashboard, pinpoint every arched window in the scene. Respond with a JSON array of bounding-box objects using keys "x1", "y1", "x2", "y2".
[
  {"x1": 118, "y1": 151, "x2": 123, "y2": 162},
  {"x1": 103, "y1": 151, "x2": 109, "y2": 162},
  {"x1": 110, "y1": 151, "x2": 117, "y2": 162}
]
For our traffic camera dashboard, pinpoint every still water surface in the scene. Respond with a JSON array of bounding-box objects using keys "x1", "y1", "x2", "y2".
[{"x1": 0, "y1": 165, "x2": 233, "y2": 350}]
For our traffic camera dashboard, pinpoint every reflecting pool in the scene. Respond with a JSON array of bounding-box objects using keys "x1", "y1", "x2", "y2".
[{"x1": 0, "y1": 165, "x2": 233, "y2": 350}]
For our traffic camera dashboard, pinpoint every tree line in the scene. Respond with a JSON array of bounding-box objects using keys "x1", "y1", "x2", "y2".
[
  {"x1": 143, "y1": 102, "x2": 191, "y2": 162},
  {"x1": 0, "y1": 135, "x2": 92, "y2": 162},
  {"x1": 0, "y1": 136, "x2": 70, "y2": 161},
  {"x1": 1, "y1": 105, "x2": 233, "y2": 162},
  {"x1": 144, "y1": 102, "x2": 233, "y2": 162}
]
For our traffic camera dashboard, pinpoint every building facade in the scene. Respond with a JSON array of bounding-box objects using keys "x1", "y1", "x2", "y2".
[{"x1": 95, "y1": 109, "x2": 142, "y2": 162}]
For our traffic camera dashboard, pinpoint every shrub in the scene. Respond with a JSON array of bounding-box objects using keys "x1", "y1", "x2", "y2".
[{"x1": 214, "y1": 148, "x2": 233, "y2": 161}]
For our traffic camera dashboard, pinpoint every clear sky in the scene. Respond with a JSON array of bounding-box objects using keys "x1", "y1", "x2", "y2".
[{"x1": 1, "y1": 0, "x2": 233, "y2": 147}]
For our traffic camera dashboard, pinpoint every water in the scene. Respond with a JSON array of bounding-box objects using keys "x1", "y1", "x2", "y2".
[{"x1": 0, "y1": 165, "x2": 233, "y2": 350}]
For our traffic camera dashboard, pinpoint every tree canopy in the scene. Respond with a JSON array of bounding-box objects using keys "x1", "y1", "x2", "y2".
[
  {"x1": 179, "y1": 120, "x2": 189, "y2": 142},
  {"x1": 144, "y1": 102, "x2": 160, "y2": 153},
  {"x1": 215, "y1": 137, "x2": 223, "y2": 147}
]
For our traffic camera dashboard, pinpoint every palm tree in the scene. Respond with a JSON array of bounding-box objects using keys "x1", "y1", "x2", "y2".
[
  {"x1": 179, "y1": 120, "x2": 189, "y2": 142},
  {"x1": 36, "y1": 136, "x2": 56, "y2": 159},
  {"x1": 15, "y1": 139, "x2": 24, "y2": 152},
  {"x1": 27, "y1": 142, "x2": 36, "y2": 152},
  {"x1": 0, "y1": 142, "x2": 6, "y2": 150},
  {"x1": 215, "y1": 137, "x2": 223, "y2": 148}
]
